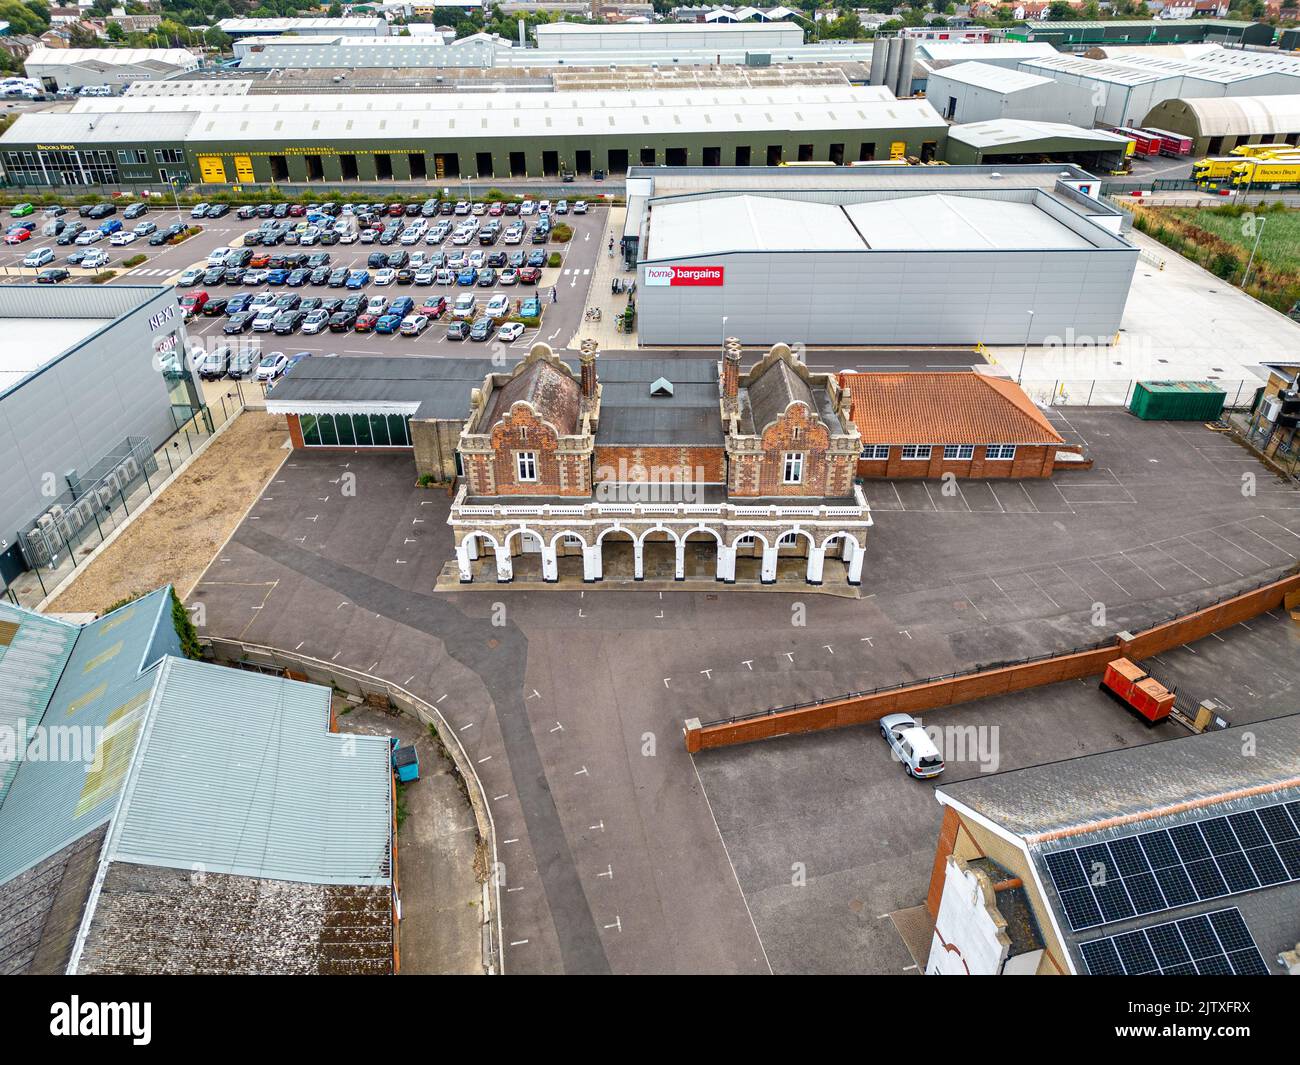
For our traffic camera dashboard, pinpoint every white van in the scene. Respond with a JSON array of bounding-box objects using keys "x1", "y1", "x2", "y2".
[
  {"x1": 879, "y1": 713, "x2": 945, "y2": 779},
  {"x1": 452, "y1": 293, "x2": 476, "y2": 319}
]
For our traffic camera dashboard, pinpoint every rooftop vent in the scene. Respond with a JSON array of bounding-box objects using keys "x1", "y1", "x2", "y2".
[{"x1": 650, "y1": 378, "x2": 674, "y2": 398}]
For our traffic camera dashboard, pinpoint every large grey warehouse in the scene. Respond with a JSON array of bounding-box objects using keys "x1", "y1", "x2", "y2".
[
  {"x1": 0, "y1": 286, "x2": 202, "y2": 596},
  {"x1": 627, "y1": 166, "x2": 1137, "y2": 346}
]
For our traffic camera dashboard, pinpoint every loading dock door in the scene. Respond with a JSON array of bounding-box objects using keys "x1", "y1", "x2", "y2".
[
  {"x1": 198, "y1": 156, "x2": 227, "y2": 183},
  {"x1": 340, "y1": 154, "x2": 359, "y2": 180},
  {"x1": 234, "y1": 155, "x2": 254, "y2": 182},
  {"x1": 509, "y1": 152, "x2": 526, "y2": 177},
  {"x1": 542, "y1": 150, "x2": 559, "y2": 177},
  {"x1": 410, "y1": 153, "x2": 428, "y2": 180},
  {"x1": 575, "y1": 149, "x2": 591, "y2": 174},
  {"x1": 475, "y1": 152, "x2": 492, "y2": 178}
]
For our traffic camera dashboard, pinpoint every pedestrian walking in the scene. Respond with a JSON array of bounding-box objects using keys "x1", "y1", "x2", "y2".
[{"x1": 551, "y1": 286, "x2": 558, "y2": 304}]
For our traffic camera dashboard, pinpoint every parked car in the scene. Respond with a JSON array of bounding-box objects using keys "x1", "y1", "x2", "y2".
[
  {"x1": 354, "y1": 313, "x2": 379, "y2": 334},
  {"x1": 328, "y1": 267, "x2": 350, "y2": 287},
  {"x1": 374, "y1": 268, "x2": 396, "y2": 286},
  {"x1": 446, "y1": 319, "x2": 469, "y2": 341},
  {"x1": 197, "y1": 348, "x2": 229, "y2": 380},
  {"x1": 201, "y1": 296, "x2": 230, "y2": 317},
  {"x1": 457, "y1": 268, "x2": 477, "y2": 286},
  {"x1": 469, "y1": 317, "x2": 495, "y2": 341},
  {"x1": 346, "y1": 270, "x2": 370, "y2": 289},
  {"x1": 273, "y1": 309, "x2": 307, "y2": 335},
  {"x1": 227, "y1": 349, "x2": 257, "y2": 378},
  {"x1": 23, "y1": 247, "x2": 54, "y2": 268},
  {"x1": 375, "y1": 312, "x2": 403, "y2": 334},
  {"x1": 81, "y1": 249, "x2": 109, "y2": 269},
  {"x1": 452, "y1": 293, "x2": 476, "y2": 319},
  {"x1": 498, "y1": 321, "x2": 525, "y2": 343},
  {"x1": 109, "y1": 231, "x2": 136, "y2": 246},
  {"x1": 285, "y1": 268, "x2": 309, "y2": 287},
  {"x1": 179, "y1": 290, "x2": 208, "y2": 318},
  {"x1": 4, "y1": 228, "x2": 32, "y2": 245},
  {"x1": 477, "y1": 268, "x2": 498, "y2": 288},
  {"x1": 400, "y1": 314, "x2": 430, "y2": 336},
  {"x1": 178, "y1": 266, "x2": 204, "y2": 287},
  {"x1": 879, "y1": 713, "x2": 945, "y2": 779},
  {"x1": 224, "y1": 311, "x2": 256, "y2": 334},
  {"x1": 133, "y1": 221, "x2": 157, "y2": 236},
  {"x1": 329, "y1": 310, "x2": 357, "y2": 332},
  {"x1": 254, "y1": 351, "x2": 289, "y2": 382},
  {"x1": 573, "y1": 201, "x2": 589, "y2": 214},
  {"x1": 301, "y1": 309, "x2": 331, "y2": 335},
  {"x1": 190, "y1": 203, "x2": 210, "y2": 218},
  {"x1": 485, "y1": 293, "x2": 511, "y2": 319},
  {"x1": 35, "y1": 267, "x2": 70, "y2": 284},
  {"x1": 519, "y1": 296, "x2": 541, "y2": 318},
  {"x1": 123, "y1": 202, "x2": 149, "y2": 220},
  {"x1": 227, "y1": 292, "x2": 255, "y2": 314},
  {"x1": 10, "y1": 202, "x2": 34, "y2": 218}
]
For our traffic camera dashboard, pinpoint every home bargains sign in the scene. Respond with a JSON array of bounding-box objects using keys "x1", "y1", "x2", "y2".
[{"x1": 645, "y1": 265, "x2": 725, "y2": 287}]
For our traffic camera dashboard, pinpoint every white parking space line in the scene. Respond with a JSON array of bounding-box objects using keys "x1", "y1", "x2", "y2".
[
  {"x1": 1149, "y1": 542, "x2": 1211, "y2": 585},
  {"x1": 1118, "y1": 550, "x2": 1168, "y2": 591},
  {"x1": 1170, "y1": 534, "x2": 1245, "y2": 578},
  {"x1": 1018, "y1": 482, "x2": 1041, "y2": 513}
]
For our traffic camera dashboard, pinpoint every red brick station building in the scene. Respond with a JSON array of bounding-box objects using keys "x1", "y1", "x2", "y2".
[{"x1": 267, "y1": 343, "x2": 1083, "y2": 589}]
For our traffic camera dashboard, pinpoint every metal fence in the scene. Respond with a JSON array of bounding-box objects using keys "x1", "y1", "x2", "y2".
[
  {"x1": 4, "y1": 399, "x2": 236, "y2": 608},
  {"x1": 1016, "y1": 378, "x2": 1259, "y2": 410}
]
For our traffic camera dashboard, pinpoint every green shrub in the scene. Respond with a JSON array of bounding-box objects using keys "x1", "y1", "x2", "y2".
[
  {"x1": 547, "y1": 251, "x2": 562, "y2": 268},
  {"x1": 89, "y1": 270, "x2": 117, "y2": 284},
  {"x1": 550, "y1": 222, "x2": 573, "y2": 243},
  {"x1": 170, "y1": 588, "x2": 203, "y2": 660},
  {"x1": 122, "y1": 253, "x2": 147, "y2": 268}
]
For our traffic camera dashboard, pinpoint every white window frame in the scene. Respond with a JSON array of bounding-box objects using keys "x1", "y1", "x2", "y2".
[
  {"x1": 861, "y1": 445, "x2": 890, "y2": 461},
  {"x1": 986, "y1": 444, "x2": 1016, "y2": 461},
  {"x1": 516, "y1": 450, "x2": 537, "y2": 482},
  {"x1": 783, "y1": 452, "x2": 805, "y2": 484},
  {"x1": 943, "y1": 444, "x2": 974, "y2": 461},
  {"x1": 901, "y1": 445, "x2": 932, "y2": 461}
]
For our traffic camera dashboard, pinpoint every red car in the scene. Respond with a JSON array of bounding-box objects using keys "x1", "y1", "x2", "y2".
[
  {"x1": 4, "y1": 229, "x2": 31, "y2": 245},
  {"x1": 518, "y1": 266, "x2": 541, "y2": 284},
  {"x1": 387, "y1": 203, "x2": 405, "y2": 217},
  {"x1": 354, "y1": 313, "x2": 379, "y2": 333},
  {"x1": 419, "y1": 296, "x2": 448, "y2": 319},
  {"x1": 179, "y1": 289, "x2": 209, "y2": 318},
  {"x1": 287, "y1": 204, "x2": 306, "y2": 217},
  {"x1": 249, "y1": 252, "x2": 271, "y2": 267},
  {"x1": 488, "y1": 203, "x2": 504, "y2": 216}
]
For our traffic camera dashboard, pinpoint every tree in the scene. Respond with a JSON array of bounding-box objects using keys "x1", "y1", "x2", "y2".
[
  {"x1": 67, "y1": 23, "x2": 101, "y2": 47},
  {"x1": 0, "y1": 0, "x2": 49, "y2": 35},
  {"x1": 327, "y1": 0, "x2": 341, "y2": 13},
  {"x1": 203, "y1": 26, "x2": 232, "y2": 50},
  {"x1": 106, "y1": 21, "x2": 126, "y2": 41},
  {"x1": 1048, "y1": 0, "x2": 1072, "y2": 16}
]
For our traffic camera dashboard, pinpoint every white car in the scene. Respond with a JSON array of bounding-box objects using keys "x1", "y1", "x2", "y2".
[
  {"x1": 243, "y1": 268, "x2": 268, "y2": 285},
  {"x1": 504, "y1": 227, "x2": 523, "y2": 245},
  {"x1": 452, "y1": 293, "x2": 476, "y2": 319},
  {"x1": 300, "y1": 309, "x2": 331, "y2": 335},
  {"x1": 471, "y1": 202, "x2": 487, "y2": 215},
  {"x1": 409, "y1": 251, "x2": 426, "y2": 268},
  {"x1": 81, "y1": 248, "x2": 109, "y2": 269},
  {"x1": 425, "y1": 229, "x2": 443, "y2": 245},
  {"x1": 573, "y1": 201, "x2": 589, "y2": 214},
  {"x1": 879, "y1": 713, "x2": 945, "y2": 779},
  {"x1": 23, "y1": 247, "x2": 54, "y2": 268},
  {"x1": 178, "y1": 266, "x2": 204, "y2": 286},
  {"x1": 468, "y1": 250, "x2": 486, "y2": 269},
  {"x1": 414, "y1": 267, "x2": 435, "y2": 286},
  {"x1": 485, "y1": 293, "x2": 511, "y2": 320},
  {"x1": 498, "y1": 321, "x2": 525, "y2": 343},
  {"x1": 359, "y1": 229, "x2": 377, "y2": 244},
  {"x1": 252, "y1": 309, "x2": 280, "y2": 333},
  {"x1": 399, "y1": 314, "x2": 429, "y2": 336},
  {"x1": 206, "y1": 248, "x2": 231, "y2": 266},
  {"x1": 249, "y1": 292, "x2": 277, "y2": 311},
  {"x1": 499, "y1": 268, "x2": 518, "y2": 286},
  {"x1": 373, "y1": 268, "x2": 396, "y2": 286},
  {"x1": 520, "y1": 200, "x2": 537, "y2": 216},
  {"x1": 365, "y1": 295, "x2": 388, "y2": 315},
  {"x1": 75, "y1": 229, "x2": 104, "y2": 245},
  {"x1": 451, "y1": 229, "x2": 473, "y2": 245},
  {"x1": 133, "y1": 221, "x2": 157, "y2": 236},
  {"x1": 254, "y1": 351, "x2": 288, "y2": 382},
  {"x1": 339, "y1": 230, "x2": 358, "y2": 244},
  {"x1": 109, "y1": 230, "x2": 136, "y2": 246},
  {"x1": 538, "y1": 200, "x2": 552, "y2": 214}
]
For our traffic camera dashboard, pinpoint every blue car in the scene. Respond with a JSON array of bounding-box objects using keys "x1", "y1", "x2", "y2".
[
  {"x1": 284, "y1": 352, "x2": 312, "y2": 375},
  {"x1": 457, "y1": 268, "x2": 477, "y2": 286},
  {"x1": 345, "y1": 270, "x2": 370, "y2": 289},
  {"x1": 526, "y1": 250, "x2": 546, "y2": 267},
  {"x1": 519, "y1": 297, "x2": 541, "y2": 318},
  {"x1": 389, "y1": 296, "x2": 414, "y2": 318},
  {"x1": 226, "y1": 291, "x2": 254, "y2": 314},
  {"x1": 286, "y1": 268, "x2": 309, "y2": 287},
  {"x1": 375, "y1": 313, "x2": 403, "y2": 334},
  {"x1": 266, "y1": 269, "x2": 289, "y2": 285}
]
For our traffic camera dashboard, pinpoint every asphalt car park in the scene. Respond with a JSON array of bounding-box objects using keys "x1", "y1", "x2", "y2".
[{"x1": 191, "y1": 408, "x2": 1300, "y2": 974}]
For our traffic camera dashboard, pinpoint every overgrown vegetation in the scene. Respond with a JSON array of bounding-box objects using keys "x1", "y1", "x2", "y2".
[
  {"x1": 170, "y1": 587, "x2": 203, "y2": 659},
  {"x1": 546, "y1": 252, "x2": 562, "y2": 269},
  {"x1": 1131, "y1": 202, "x2": 1300, "y2": 316},
  {"x1": 122, "y1": 253, "x2": 147, "y2": 268},
  {"x1": 89, "y1": 270, "x2": 117, "y2": 284},
  {"x1": 550, "y1": 223, "x2": 573, "y2": 243}
]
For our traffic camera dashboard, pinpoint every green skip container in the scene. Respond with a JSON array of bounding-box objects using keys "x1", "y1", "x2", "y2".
[{"x1": 1128, "y1": 381, "x2": 1227, "y2": 421}]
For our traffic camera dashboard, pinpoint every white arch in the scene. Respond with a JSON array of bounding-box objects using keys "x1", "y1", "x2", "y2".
[
  {"x1": 463, "y1": 530, "x2": 501, "y2": 551},
  {"x1": 820, "y1": 531, "x2": 861, "y2": 553},
  {"x1": 729, "y1": 530, "x2": 770, "y2": 549},
  {"x1": 635, "y1": 524, "x2": 681, "y2": 546},
  {"x1": 777, "y1": 528, "x2": 815, "y2": 549},
  {"x1": 505, "y1": 527, "x2": 544, "y2": 552},
  {"x1": 682, "y1": 525, "x2": 723, "y2": 544},
  {"x1": 596, "y1": 525, "x2": 638, "y2": 545},
  {"x1": 547, "y1": 530, "x2": 589, "y2": 550}
]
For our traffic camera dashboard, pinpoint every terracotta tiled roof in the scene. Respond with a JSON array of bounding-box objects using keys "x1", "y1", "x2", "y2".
[{"x1": 841, "y1": 372, "x2": 1064, "y2": 446}]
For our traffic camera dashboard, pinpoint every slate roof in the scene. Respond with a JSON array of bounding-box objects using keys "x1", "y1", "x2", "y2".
[
  {"x1": 744, "y1": 357, "x2": 821, "y2": 435},
  {"x1": 841, "y1": 372, "x2": 1064, "y2": 446},
  {"x1": 265, "y1": 356, "x2": 491, "y2": 420},
  {"x1": 596, "y1": 357, "x2": 722, "y2": 446},
  {"x1": 484, "y1": 359, "x2": 582, "y2": 435}
]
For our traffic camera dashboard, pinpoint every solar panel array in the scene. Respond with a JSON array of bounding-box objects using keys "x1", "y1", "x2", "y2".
[
  {"x1": 1079, "y1": 908, "x2": 1270, "y2": 976},
  {"x1": 1044, "y1": 800, "x2": 1300, "y2": 932}
]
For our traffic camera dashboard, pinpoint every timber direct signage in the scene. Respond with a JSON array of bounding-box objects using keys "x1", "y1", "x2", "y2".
[{"x1": 645, "y1": 265, "x2": 725, "y2": 287}]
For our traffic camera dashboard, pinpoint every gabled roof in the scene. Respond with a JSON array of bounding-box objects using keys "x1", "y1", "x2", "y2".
[
  {"x1": 841, "y1": 372, "x2": 1064, "y2": 446},
  {"x1": 745, "y1": 354, "x2": 821, "y2": 435},
  {"x1": 486, "y1": 357, "x2": 582, "y2": 436}
]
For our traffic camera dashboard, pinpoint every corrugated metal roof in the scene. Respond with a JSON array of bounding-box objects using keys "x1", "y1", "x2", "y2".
[
  {"x1": 948, "y1": 118, "x2": 1131, "y2": 150},
  {"x1": 0, "y1": 109, "x2": 199, "y2": 147},
  {"x1": 110, "y1": 658, "x2": 392, "y2": 887},
  {"x1": 928, "y1": 61, "x2": 1054, "y2": 93},
  {"x1": 25, "y1": 46, "x2": 198, "y2": 67},
  {"x1": 1020, "y1": 54, "x2": 1174, "y2": 87},
  {"x1": 647, "y1": 194, "x2": 864, "y2": 258},
  {"x1": 845, "y1": 194, "x2": 1094, "y2": 251},
  {"x1": 0, "y1": 606, "x2": 78, "y2": 806},
  {"x1": 0, "y1": 587, "x2": 173, "y2": 886}
]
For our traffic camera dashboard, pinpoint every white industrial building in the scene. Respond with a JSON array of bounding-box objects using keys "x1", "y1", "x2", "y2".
[
  {"x1": 23, "y1": 46, "x2": 199, "y2": 91},
  {"x1": 1018, "y1": 51, "x2": 1300, "y2": 130},
  {"x1": 627, "y1": 165, "x2": 1137, "y2": 347},
  {"x1": 234, "y1": 33, "x2": 505, "y2": 69},
  {"x1": 926, "y1": 62, "x2": 1097, "y2": 125},
  {"x1": 217, "y1": 16, "x2": 390, "y2": 39},
  {"x1": 1141, "y1": 94, "x2": 1300, "y2": 155},
  {"x1": 534, "y1": 20, "x2": 803, "y2": 51}
]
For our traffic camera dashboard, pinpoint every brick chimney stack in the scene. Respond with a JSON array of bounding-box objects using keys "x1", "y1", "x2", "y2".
[
  {"x1": 580, "y1": 339, "x2": 598, "y2": 400},
  {"x1": 722, "y1": 339, "x2": 741, "y2": 408}
]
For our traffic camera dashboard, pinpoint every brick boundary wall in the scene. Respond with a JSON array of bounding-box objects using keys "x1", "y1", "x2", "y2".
[{"x1": 685, "y1": 570, "x2": 1300, "y2": 753}]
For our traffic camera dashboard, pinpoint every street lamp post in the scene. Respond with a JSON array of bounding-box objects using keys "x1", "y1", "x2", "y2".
[
  {"x1": 170, "y1": 177, "x2": 183, "y2": 230},
  {"x1": 1017, "y1": 309, "x2": 1035, "y2": 385},
  {"x1": 1242, "y1": 216, "x2": 1267, "y2": 290}
]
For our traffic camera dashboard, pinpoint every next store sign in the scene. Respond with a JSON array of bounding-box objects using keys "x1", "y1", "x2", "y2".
[{"x1": 645, "y1": 265, "x2": 724, "y2": 287}]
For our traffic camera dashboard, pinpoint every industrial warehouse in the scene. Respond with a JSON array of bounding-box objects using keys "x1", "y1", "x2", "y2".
[
  {"x1": 625, "y1": 165, "x2": 1136, "y2": 346},
  {"x1": 0, "y1": 85, "x2": 948, "y2": 187}
]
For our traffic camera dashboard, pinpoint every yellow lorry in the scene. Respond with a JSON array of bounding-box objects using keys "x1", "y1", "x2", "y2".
[
  {"x1": 1230, "y1": 158, "x2": 1300, "y2": 186},
  {"x1": 1193, "y1": 156, "x2": 1251, "y2": 182},
  {"x1": 1229, "y1": 142, "x2": 1297, "y2": 158}
]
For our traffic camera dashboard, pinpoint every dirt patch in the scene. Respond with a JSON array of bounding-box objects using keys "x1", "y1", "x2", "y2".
[{"x1": 48, "y1": 412, "x2": 289, "y2": 616}]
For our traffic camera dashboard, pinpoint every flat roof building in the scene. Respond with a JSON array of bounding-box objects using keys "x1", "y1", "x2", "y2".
[
  {"x1": 1, "y1": 85, "x2": 946, "y2": 186},
  {"x1": 945, "y1": 119, "x2": 1131, "y2": 169},
  {"x1": 629, "y1": 164, "x2": 1136, "y2": 347},
  {"x1": 23, "y1": 45, "x2": 198, "y2": 91},
  {"x1": 0, "y1": 286, "x2": 202, "y2": 593},
  {"x1": 217, "y1": 16, "x2": 391, "y2": 39},
  {"x1": 926, "y1": 61, "x2": 1097, "y2": 125},
  {"x1": 534, "y1": 20, "x2": 803, "y2": 51},
  {"x1": 1017, "y1": 18, "x2": 1275, "y2": 51}
]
